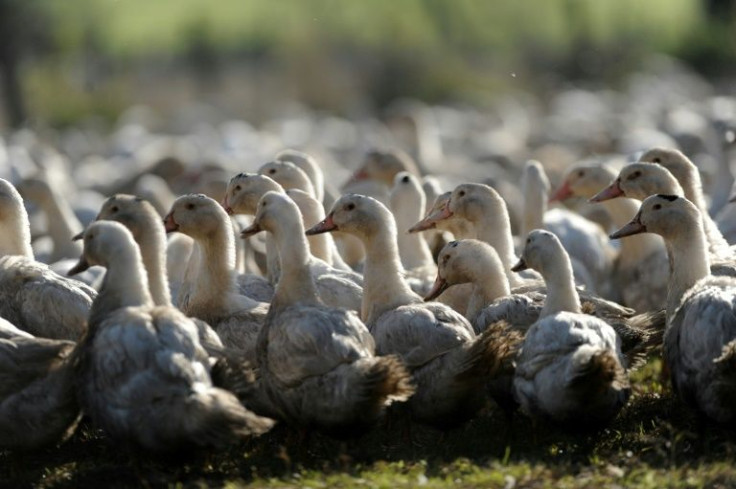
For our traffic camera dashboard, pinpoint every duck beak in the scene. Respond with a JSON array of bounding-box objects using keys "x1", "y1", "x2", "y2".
[
  {"x1": 408, "y1": 205, "x2": 453, "y2": 233},
  {"x1": 67, "y1": 256, "x2": 90, "y2": 276},
  {"x1": 71, "y1": 231, "x2": 84, "y2": 241},
  {"x1": 305, "y1": 213, "x2": 337, "y2": 235},
  {"x1": 610, "y1": 212, "x2": 646, "y2": 239},
  {"x1": 163, "y1": 212, "x2": 179, "y2": 233},
  {"x1": 240, "y1": 222, "x2": 262, "y2": 239},
  {"x1": 549, "y1": 181, "x2": 574, "y2": 203},
  {"x1": 511, "y1": 258, "x2": 528, "y2": 273},
  {"x1": 220, "y1": 195, "x2": 234, "y2": 215},
  {"x1": 589, "y1": 179, "x2": 624, "y2": 203},
  {"x1": 424, "y1": 275, "x2": 449, "y2": 302}
]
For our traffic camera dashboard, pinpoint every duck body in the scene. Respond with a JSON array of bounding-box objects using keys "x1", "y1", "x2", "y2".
[
  {"x1": 0, "y1": 332, "x2": 80, "y2": 449},
  {"x1": 0, "y1": 255, "x2": 95, "y2": 340},
  {"x1": 513, "y1": 311, "x2": 630, "y2": 427},
  {"x1": 244, "y1": 191, "x2": 412, "y2": 436},
  {"x1": 665, "y1": 275, "x2": 736, "y2": 422}
]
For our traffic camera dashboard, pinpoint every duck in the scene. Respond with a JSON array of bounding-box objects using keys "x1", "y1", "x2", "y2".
[
  {"x1": 610, "y1": 194, "x2": 736, "y2": 422},
  {"x1": 426, "y1": 238, "x2": 663, "y2": 359},
  {"x1": 551, "y1": 162, "x2": 669, "y2": 312},
  {"x1": 68, "y1": 220, "x2": 273, "y2": 451},
  {"x1": 16, "y1": 174, "x2": 84, "y2": 263},
  {"x1": 164, "y1": 194, "x2": 269, "y2": 362},
  {"x1": 222, "y1": 173, "x2": 363, "y2": 310},
  {"x1": 306, "y1": 194, "x2": 506, "y2": 429},
  {"x1": 389, "y1": 171, "x2": 437, "y2": 293},
  {"x1": 239, "y1": 191, "x2": 413, "y2": 435},
  {"x1": 0, "y1": 178, "x2": 95, "y2": 340},
  {"x1": 521, "y1": 160, "x2": 615, "y2": 296},
  {"x1": 510, "y1": 230, "x2": 631, "y2": 428},
  {"x1": 591, "y1": 148, "x2": 734, "y2": 262},
  {"x1": 411, "y1": 183, "x2": 537, "y2": 288},
  {"x1": 0, "y1": 322, "x2": 80, "y2": 449},
  {"x1": 89, "y1": 194, "x2": 224, "y2": 353},
  {"x1": 344, "y1": 149, "x2": 421, "y2": 190}
]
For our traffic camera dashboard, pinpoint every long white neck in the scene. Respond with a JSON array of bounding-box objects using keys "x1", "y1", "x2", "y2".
[
  {"x1": 268, "y1": 213, "x2": 320, "y2": 312},
  {"x1": 471, "y1": 203, "x2": 523, "y2": 287},
  {"x1": 679, "y1": 171, "x2": 731, "y2": 260},
  {"x1": 393, "y1": 205, "x2": 434, "y2": 270},
  {"x1": 665, "y1": 222, "x2": 711, "y2": 323},
  {"x1": 0, "y1": 210, "x2": 34, "y2": 259},
  {"x1": 360, "y1": 220, "x2": 421, "y2": 325},
  {"x1": 598, "y1": 198, "x2": 665, "y2": 267},
  {"x1": 137, "y1": 224, "x2": 172, "y2": 307},
  {"x1": 464, "y1": 256, "x2": 511, "y2": 320},
  {"x1": 180, "y1": 222, "x2": 248, "y2": 319},
  {"x1": 522, "y1": 183, "x2": 546, "y2": 238},
  {"x1": 265, "y1": 235, "x2": 281, "y2": 284},
  {"x1": 38, "y1": 188, "x2": 83, "y2": 261},
  {"x1": 93, "y1": 245, "x2": 154, "y2": 319},
  {"x1": 538, "y1": 247, "x2": 581, "y2": 318}
]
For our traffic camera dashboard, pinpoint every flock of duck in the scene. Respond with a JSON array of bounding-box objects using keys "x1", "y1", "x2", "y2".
[{"x1": 2, "y1": 105, "x2": 736, "y2": 455}]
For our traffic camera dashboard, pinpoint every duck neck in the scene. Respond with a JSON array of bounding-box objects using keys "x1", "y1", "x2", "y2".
[
  {"x1": 40, "y1": 188, "x2": 83, "y2": 259},
  {"x1": 265, "y1": 234, "x2": 281, "y2": 284},
  {"x1": 306, "y1": 232, "x2": 332, "y2": 264},
  {"x1": 538, "y1": 251, "x2": 581, "y2": 318},
  {"x1": 599, "y1": 198, "x2": 664, "y2": 266},
  {"x1": 269, "y1": 217, "x2": 320, "y2": 311},
  {"x1": 0, "y1": 210, "x2": 33, "y2": 259},
  {"x1": 361, "y1": 222, "x2": 420, "y2": 325},
  {"x1": 680, "y1": 172, "x2": 731, "y2": 259},
  {"x1": 186, "y1": 224, "x2": 238, "y2": 316},
  {"x1": 94, "y1": 246, "x2": 154, "y2": 318},
  {"x1": 393, "y1": 198, "x2": 434, "y2": 270},
  {"x1": 137, "y1": 225, "x2": 172, "y2": 307},
  {"x1": 521, "y1": 184, "x2": 546, "y2": 238},
  {"x1": 665, "y1": 225, "x2": 711, "y2": 323},
  {"x1": 465, "y1": 260, "x2": 511, "y2": 320},
  {"x1": 471, "y1": 204, "x2": 523, "y2": 287}
]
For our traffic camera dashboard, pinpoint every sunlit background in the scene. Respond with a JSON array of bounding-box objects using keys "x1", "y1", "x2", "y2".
[{"x1": 1, "y1": 0, "x2": 734, "y2": 129}]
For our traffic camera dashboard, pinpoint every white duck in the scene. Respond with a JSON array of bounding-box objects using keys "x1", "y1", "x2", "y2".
[
  {"x1": 591, "y1": 147, "x2": 733, "y2": 262},
  {"x1": 611, "y1": 194, "x2": 736, "y2": 422},
  {"x1": 275, "y1": 148, "x2": 325, "y2": 203},
  {"x1": 511, "y1": 230, "x2": 631, "y2": 428},
  {"x1": 164, "y1": 194, "x2": 269, "y2": 361},
  {"x1": 90, "y1": 194, "x2": 224, "y2": 353},
  {"x1": 551, "y1": 162, "x2": 669, "y2": 312},
  {"x1": 222, "y1": 173, "x2": 363, "y2": 310},
  {"x1": 426, "y1": 239, "x2": 663, "y2": 358},
  {"x1": 521, "y1": 160, "x2": 615, "y2": 296},
  {"x1": 307, "y1": 194, "x2": 505, "y2": 429},
  {"x1": 240, "y1": 192, "x2": 413, "y2": 435},
  {"x1": 0, "y1": 322, "x2": 80, "y2": 449},
  {"x1": 0, "y1": 178, "x2": 95, "y2": 340},
  {"x1": 69, "y1": 220, "x2": 273, "y2": 451},
  {"x1": 16, "y1": 174, "x2": 83, "y2": 263}
]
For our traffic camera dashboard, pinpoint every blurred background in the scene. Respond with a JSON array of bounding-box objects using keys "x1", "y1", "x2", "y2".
[{"x1": 1, "y1": 0, "x2": 735, "y2": 130}]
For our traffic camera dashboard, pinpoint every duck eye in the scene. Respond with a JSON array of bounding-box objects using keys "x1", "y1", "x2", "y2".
[
  {"x1": 186, "y1": 203, "x2": 195, "y2": 210},
  {"x1": 110, "y1": 206, "x2": 119, "y2": 213},
  {"x1": 577, "y1": 170, "x2": 584, "y2": 178},
  {"x1": 652, "y1": 157, "x2": 661, "y2": 163},
  {"x1": 653, "y1": 204, "x2": 661, "y2": 210},
  {"x1": 627, "y1": 171, "x2": 641, "y2": 181},
  {"x1": 345, "y1": 203, "x2": 355, "y2": 211},
  {"x1": 526, "y1": 237, "x2": 531, "y2": 244},
  {"x1": 401, "y1": 175, "x2": 410, "y2": 184},
  {"x1": 234, "y1": 185, "x2": 241, "y2": 191},
  {"x1": 458, "y1": 190, "x2": 466, "y2": 197},
  {"x1": 262, "y1": 201, "x2": 268, "y2": 207},
  {"x1": 268, "y1": 169, "x2": 276, "y2": 175}
]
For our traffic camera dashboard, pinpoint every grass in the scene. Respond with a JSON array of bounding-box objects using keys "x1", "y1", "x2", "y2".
[{"x1": 3, "y1": 358, "x2": 736, "y2": 488}]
